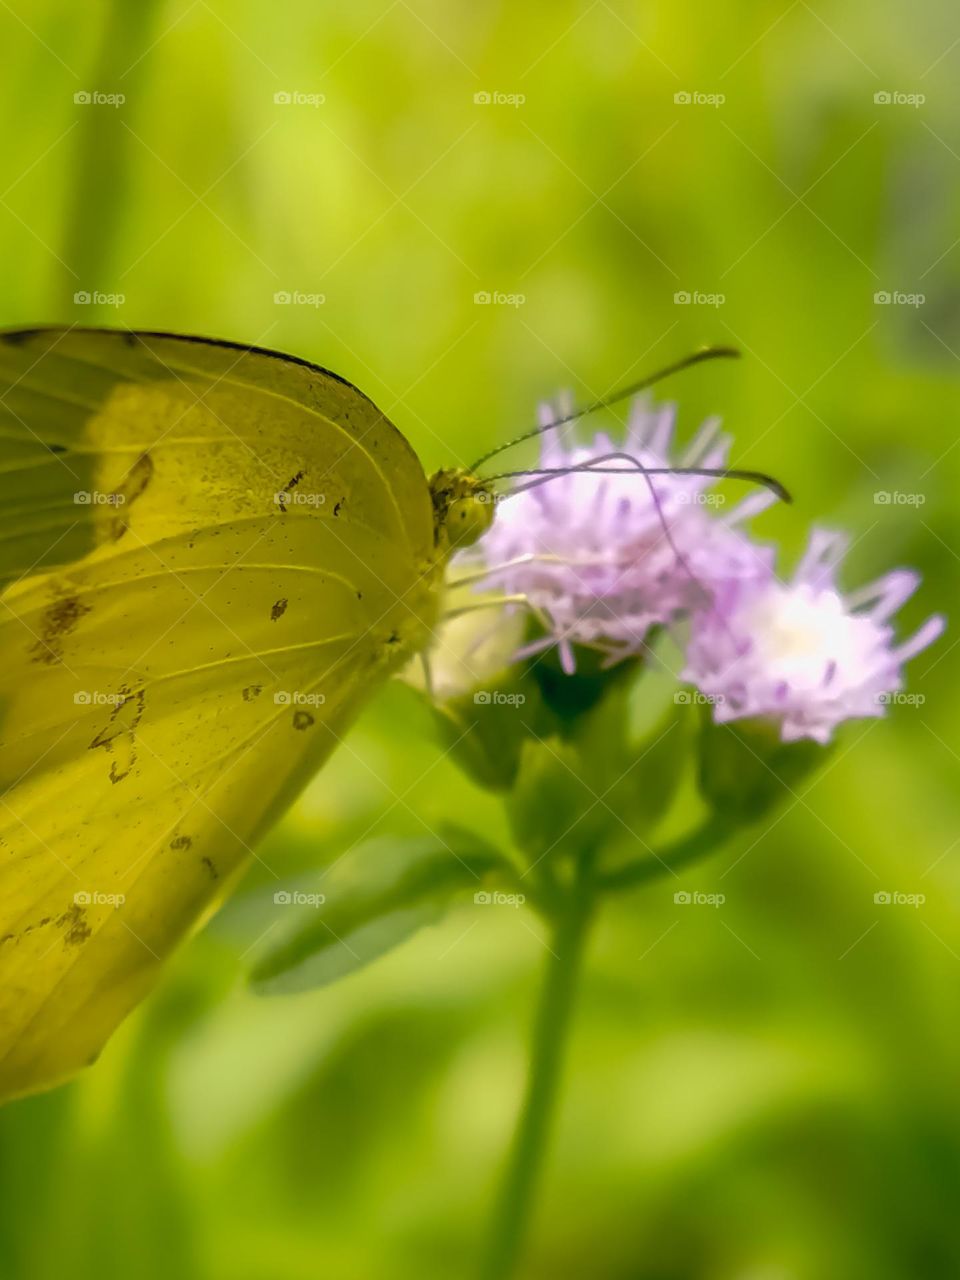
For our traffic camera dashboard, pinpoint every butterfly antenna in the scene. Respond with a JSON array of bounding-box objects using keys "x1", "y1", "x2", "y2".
[
  {"x1": 490, "y1": 460, "x2": 791, "y2": 505},
  {"x1": 470, "y1": 346, "x2": 740, "y2": 473}
]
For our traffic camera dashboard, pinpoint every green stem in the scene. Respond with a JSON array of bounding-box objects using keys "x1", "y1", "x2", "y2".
[
  {"x1": 597, "y1": 817, "x2": 732, "y2": 892},
  {"x1": 60, "y1": 0, "x2": 163, "y2": 309},
  {"x1": 477, "y1": 820, "x2": 728, "y2": 1276},
  {"x1": 478, "y1": 853, "x2": 594, "y2": 1280}
]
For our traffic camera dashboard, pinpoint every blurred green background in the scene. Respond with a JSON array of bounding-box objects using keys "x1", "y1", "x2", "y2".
[{"x1": 1, "y1": 1, "x2": 959, "y2": 1277}]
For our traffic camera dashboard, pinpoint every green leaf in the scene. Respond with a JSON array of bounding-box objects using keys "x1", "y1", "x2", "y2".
[{"x1": 250, "y1": 828, "x2": 509, "y2": 995}]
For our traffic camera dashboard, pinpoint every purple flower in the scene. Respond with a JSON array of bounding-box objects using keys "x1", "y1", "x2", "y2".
[
  {"x1": 683, "y1": 529, "x2": 944, "y2": 744},
  {"x1": 470, "y1": 396, "x2": 776, "y2": 672}
]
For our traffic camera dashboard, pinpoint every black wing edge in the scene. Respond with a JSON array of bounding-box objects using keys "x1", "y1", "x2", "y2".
[{"x1": 0, "y1": 324, "x2": 375, "y2": 406}]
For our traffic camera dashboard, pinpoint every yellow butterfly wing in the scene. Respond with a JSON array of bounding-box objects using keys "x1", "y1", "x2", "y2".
[{"x1": 0, "y1": 328, "x2": 440, "y2": 1101}]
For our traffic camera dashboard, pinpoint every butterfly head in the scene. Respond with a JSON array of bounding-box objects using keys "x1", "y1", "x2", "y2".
[{"x1": 429, "y1": 468, "x2": 497, "y2": 551}]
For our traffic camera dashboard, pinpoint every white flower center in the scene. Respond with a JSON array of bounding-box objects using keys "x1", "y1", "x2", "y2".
[{"x1": 742, "y1": 584, "x2": 860, "y2": 685}]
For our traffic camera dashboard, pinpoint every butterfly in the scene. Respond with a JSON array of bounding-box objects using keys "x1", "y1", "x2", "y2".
[
  {"x1": 0, "y1": 327, "x2": 506, "y2": 1103},
  {"x1": 0, "y1": 328, "x2": 780, "y2": 1102}
]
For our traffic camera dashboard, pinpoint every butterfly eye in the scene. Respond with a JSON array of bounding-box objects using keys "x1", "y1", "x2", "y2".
[
  {"x1": 429, "y1": 468, "x2": 497, "y2": 550},
  {"x1": 445, "y1": 492, "x2": 496, "y2": 549}
]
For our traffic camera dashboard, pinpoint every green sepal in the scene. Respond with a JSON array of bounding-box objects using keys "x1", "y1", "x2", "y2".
[
  {"x1": 697, "y1": 709, "x2": 830, "y2": 824},
  {"x1": 428, "y1": 666, "x2": 553, "y2": 791}
]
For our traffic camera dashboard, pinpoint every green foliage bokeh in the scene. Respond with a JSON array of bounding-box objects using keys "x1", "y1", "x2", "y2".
[{"x1": 1, "y1": 2, "x2": 958, "y2": 1278}]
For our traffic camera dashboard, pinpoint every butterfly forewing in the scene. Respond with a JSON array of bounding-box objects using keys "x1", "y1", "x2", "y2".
[{"x1": 0, "y1": 328, "x2": 439, "y2": 1100}]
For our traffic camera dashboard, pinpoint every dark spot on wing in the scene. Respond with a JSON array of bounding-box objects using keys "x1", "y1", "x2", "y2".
[
  {"x1": 89, "y1": 687, "x2": 144, "y2": 749},
  {"x1": 387, "y1": 630, "x2": 400, "y2": 645},
  {"x1": 270, "y1": 598, "x2": 288, "y2": 621},
  {"x1": 121, "y1": 331, "x2": 138, "y2": 347},
  {"x1": 170, "y1": 835, "x2": 192, "y2": 851},
  {"x1": 89, "y1": 687, "x2": 144, "y2": 783},
  {"x1": 242, "y1": 684, "x2": 262, "y2": 701},
  {"x1": 30, "y1": 592, "x2": 91, "y2": 665},
  {"x1": 292, "y1": 710, "x2": 314, "y2": 730},
  {"x1": 109, "y1": 451, "x2": 154, "y2": 541},
  {"x1": 4, "y1": 914, "x2": 55, "y2": 947},
  {"x1": 276, "y1": 469, "x2": 305, "y2": 513},
  {"x1": 333, "y1": 498, "x2": 344, "y2": 517},
  {"x1": 201, "y1": 856, "x2": 219, "y2": 880},
  {"x1": 47, "y1": 442, "x2": 67, "y2": 454},
  {"x1": 57, "y1": 903, "x2": 92, "y2": 947},
  {"x1": 1, "y1": 330, "x2": 31, "y2": 347}
]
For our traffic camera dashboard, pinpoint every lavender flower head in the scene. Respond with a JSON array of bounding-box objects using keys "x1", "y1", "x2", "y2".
[
  {"x1": 473, "y1": 396, "x2": 776, "y2": 672},
  {"x1": 459, "y1": 393, "x2": 942, "y2": 744},
  {"x1": 683, "y1": 529, "x2": 945, "y2": 744}
]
